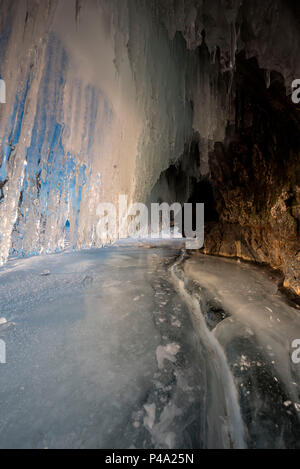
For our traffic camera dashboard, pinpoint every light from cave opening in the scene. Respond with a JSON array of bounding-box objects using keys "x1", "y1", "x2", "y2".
[{"x1": 96, "y1": 196, "x2": 204, "y2": 249}]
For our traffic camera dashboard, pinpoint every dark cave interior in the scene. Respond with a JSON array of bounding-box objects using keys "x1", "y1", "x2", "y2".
[
  {"x1": 0, "y1": 0, "x2": 299, "y2": 294},
  {"x1": 148, "y1": 50, "x2": 300, "y2": 295}
]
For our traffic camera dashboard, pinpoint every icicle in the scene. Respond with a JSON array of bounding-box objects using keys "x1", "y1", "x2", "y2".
[
  {"x1": 230, "y1": 22, "x2": 237, "y2": 70},
  {"x1": 212, "y1": 46, "x2": 217, "y2": 64},
  {"x1": 75, "y1": 0, "x2": 82, "y2": 27},
  {"x1": 264, "y1": 70, "x2": 271, "y2": 89},
  {"x1": 224, "y1": 22, "x2": 238, "y2": 96}
]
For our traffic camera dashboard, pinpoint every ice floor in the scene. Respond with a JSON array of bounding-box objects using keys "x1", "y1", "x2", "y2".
[
  {"x1": 0, "y1": 244, "x2": 299, "y2": 449},
  {"x1": 177, "y1": 252, "x2": 300, "y2": 448}
]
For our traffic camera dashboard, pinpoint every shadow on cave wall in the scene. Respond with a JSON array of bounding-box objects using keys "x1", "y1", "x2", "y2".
[
  {"x1": 148, "y1": 51, "x2": 300, "y2": 296},
  {"x1": 147, "y1": 132, "x2": 219, "y2": 236},
  {"x1": 205, "y1": 52, "x2": 300, "y2": 296}
]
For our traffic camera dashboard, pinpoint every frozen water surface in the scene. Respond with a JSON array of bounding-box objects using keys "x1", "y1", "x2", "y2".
[
  {"x1": 181, "y1": 252, "x2": 300, "y2": 449},
  {"x1": 0, "y1": 244, "x2": 299, "y2": 448}
]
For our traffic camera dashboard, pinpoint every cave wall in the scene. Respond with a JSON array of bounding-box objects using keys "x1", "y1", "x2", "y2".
[
  {"x1": 150, "y1": 0, "x2": 300, "y2": 296},
  {"x1": 0, "y1": 0, "x2": 299, "y2": 294},
  {"x1": 0, "y1": 0, "x2": 195, "y2": 260},
  {"x1": 204, "y1": 54, "x2": 300, "y2": 296},
  {"x1": 0, "y1": 0, "x2": 235, "y2": 262}
]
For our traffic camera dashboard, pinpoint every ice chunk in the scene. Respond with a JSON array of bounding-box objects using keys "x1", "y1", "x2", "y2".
[
  {"x1": 144, "y1": 403, "x2": 156, "y2": 430},
  {"x1": 41, "y1": 270, "x2": 51, "y2": 277},
  {"x1": 156, "y1": 343, "x2": 180, "y2": 370}
]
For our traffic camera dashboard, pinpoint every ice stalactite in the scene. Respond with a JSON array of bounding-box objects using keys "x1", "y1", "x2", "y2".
[
  {"x1": 0, "y1": 0, "x2": 231, "y2": 263},
  {"x1": 0, "y1": 0, "x2": 190, "y2": 261},
  {"x1": 75, "y1": 0, "x2": 83, "y2": 27},
  {"x1": 0, "y1": 0, "x2": 299, "y2": 267},
  {"x1": 264, "y1": 70, "x2": 271, "y2": 89}
]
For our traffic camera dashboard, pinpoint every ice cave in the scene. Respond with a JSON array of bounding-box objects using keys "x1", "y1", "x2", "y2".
[{"x1": 0, "y1": 0, "x2": 299, "y2": 451}]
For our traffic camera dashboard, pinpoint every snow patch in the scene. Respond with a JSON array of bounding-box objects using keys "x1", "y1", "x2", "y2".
[{"x1": 156, "y1": 343, "x2": 180, "y2": 370}]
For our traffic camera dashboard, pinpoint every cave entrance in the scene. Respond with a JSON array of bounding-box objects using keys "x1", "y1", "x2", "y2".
[
  {"x1": 148, "y1": 160, "x2": 218, "y2": 238},
  {"x1": 187, "y1": 178, "x2": 219, "y2": 224}
]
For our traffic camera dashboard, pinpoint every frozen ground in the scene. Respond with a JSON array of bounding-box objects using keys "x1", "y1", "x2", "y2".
[{"x1": 0, "y1": 244, "x2": 299, "y2": 449}]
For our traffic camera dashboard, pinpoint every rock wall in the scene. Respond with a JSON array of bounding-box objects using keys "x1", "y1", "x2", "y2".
[
  {"x1": 0, "y1": 0, "x2": 299, "y2": 294},
  {"x1": 151, "y1": 0, "x2": 300, "y2": 296},
  {"x1": 204, "y1": 54, "x2": 300, "y2": 296}
]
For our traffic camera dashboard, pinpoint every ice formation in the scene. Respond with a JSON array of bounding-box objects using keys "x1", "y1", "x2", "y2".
[
  {"x1": 0, "y1": 0, "x2": 236, "y2": 262},
  {"x1": 0, "y1": 0, "x2": 299, "y2": 264}
]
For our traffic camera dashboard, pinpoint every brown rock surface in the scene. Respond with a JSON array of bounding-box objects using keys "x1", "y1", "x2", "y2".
[{"x1": 204, "y1": 54, "x2": 300, "y2": 296}]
